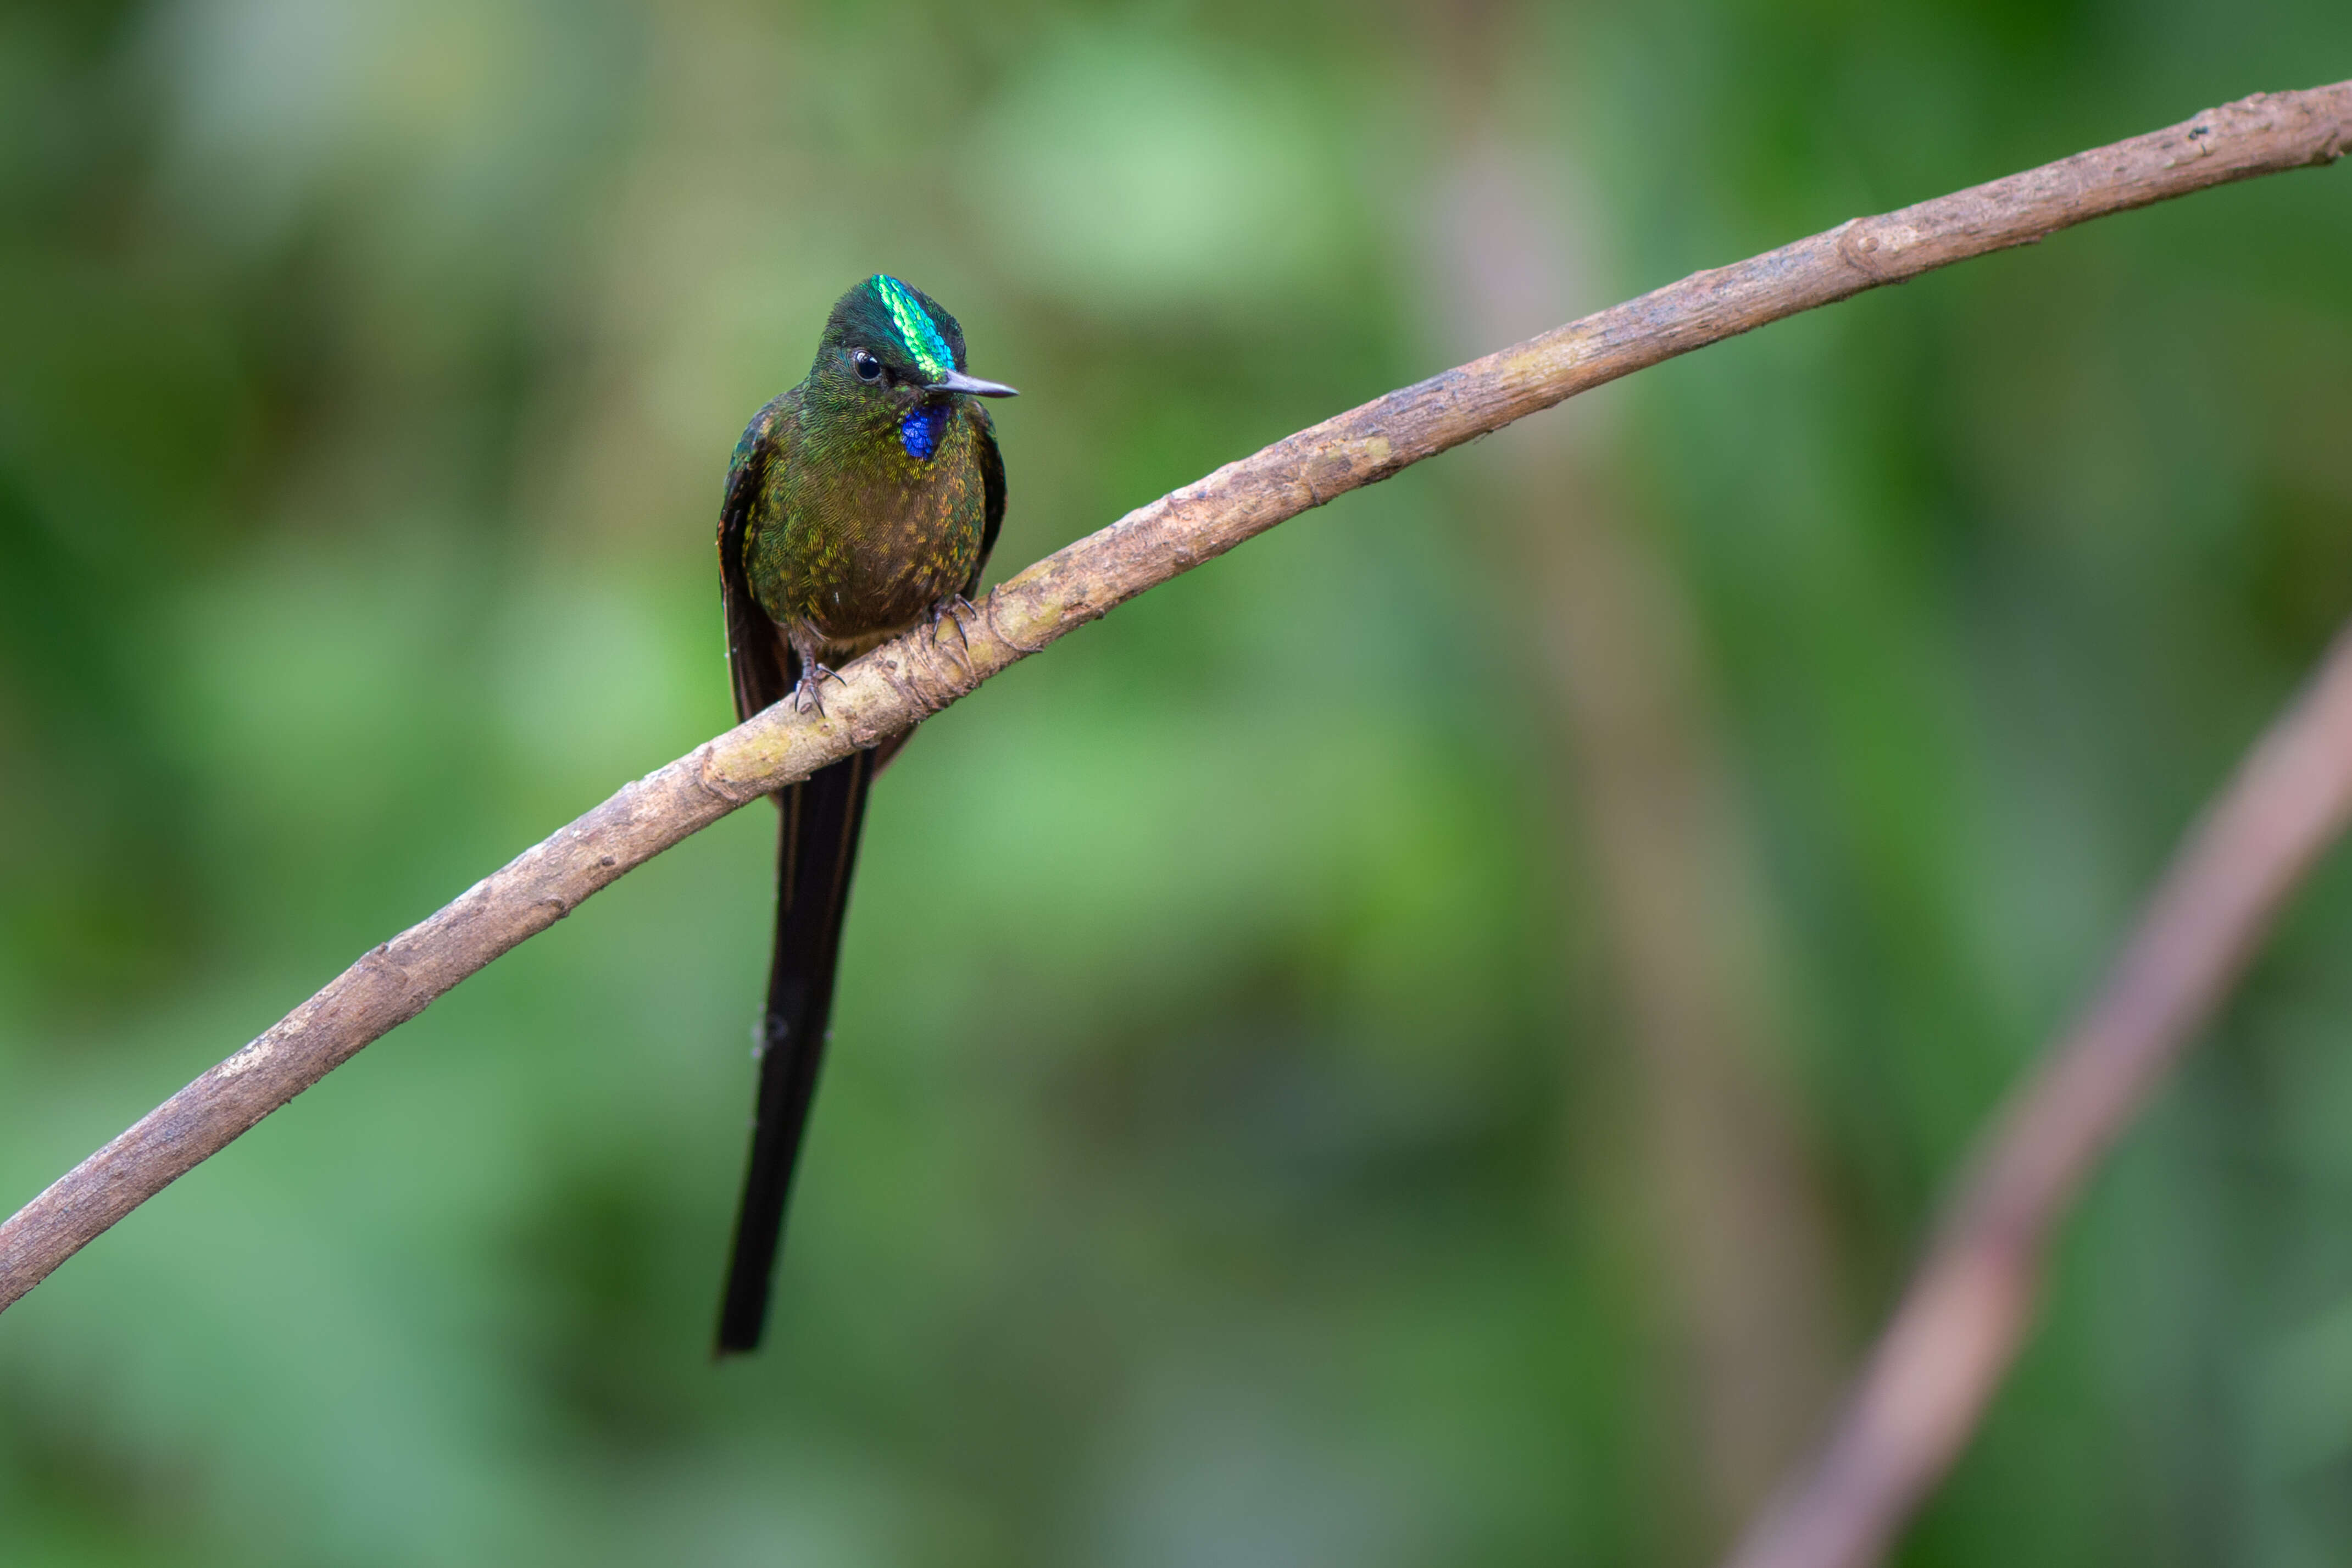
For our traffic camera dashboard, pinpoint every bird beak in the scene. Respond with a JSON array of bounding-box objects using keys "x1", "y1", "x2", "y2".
[{"x1": 926, "y1": 369, "x2": 1019, "y2": 398}]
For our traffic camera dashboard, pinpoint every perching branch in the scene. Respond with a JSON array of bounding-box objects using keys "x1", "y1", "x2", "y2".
[
  {"x1": 3, "y1": 82, "x2": 2346, "y2": 1319},
  {"x1": 1720, "y1": 618, "x2": 2352, "y2": 1568}
]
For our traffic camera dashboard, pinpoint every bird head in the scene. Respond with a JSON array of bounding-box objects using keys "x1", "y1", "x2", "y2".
[{"x1": 813, "y1": 275, "x2": 1017, "y2": 411}]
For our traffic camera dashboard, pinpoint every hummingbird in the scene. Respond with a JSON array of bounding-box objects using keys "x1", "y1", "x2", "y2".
[{"x1": 713, "y1": 275, "x2": 1013, "y2": 1354}]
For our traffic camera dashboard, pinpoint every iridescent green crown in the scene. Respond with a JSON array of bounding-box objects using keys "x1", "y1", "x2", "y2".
[{"x1": 871, "y1": 274, "x2": 954, "y2": 381}]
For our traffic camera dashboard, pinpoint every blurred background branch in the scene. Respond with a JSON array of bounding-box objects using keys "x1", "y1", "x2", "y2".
[{"x1": 1726, "y1": 619, "x2": 2352, "y2": 1568}]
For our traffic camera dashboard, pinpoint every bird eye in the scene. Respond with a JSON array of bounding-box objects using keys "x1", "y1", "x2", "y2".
[{"x1": 852, "y1": 351, "x2": 883, "y2": 382}]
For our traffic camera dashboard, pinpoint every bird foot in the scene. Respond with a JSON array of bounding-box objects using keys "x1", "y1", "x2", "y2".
[
  {"x1": 928, "y1": 593, "x2": 977, "y2": 652},
  {"x1": 789, "y1": 662, "x2": 846, "y2": 715}
]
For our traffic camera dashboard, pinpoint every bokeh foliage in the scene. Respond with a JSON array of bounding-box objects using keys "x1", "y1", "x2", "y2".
[{"x1": 2, "y1": 1, "x2": 2350, "y2": 1564}]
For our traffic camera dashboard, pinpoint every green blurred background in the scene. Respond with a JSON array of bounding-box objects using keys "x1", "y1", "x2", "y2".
[{"x1": 3, "y1": 2, "x2": 2349, "y2": 1563}]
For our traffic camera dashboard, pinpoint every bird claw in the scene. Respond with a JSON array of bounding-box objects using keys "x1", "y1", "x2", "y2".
[
  {"x1": 789, "y1": 663, "x2": 846, "y2": 715},
  {"x1": 928, "y1": 594, "x2": 977, "y2": 652}
]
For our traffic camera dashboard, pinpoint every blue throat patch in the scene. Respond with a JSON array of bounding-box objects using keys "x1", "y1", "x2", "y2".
[{"x1": 899, "y1": 403, "x2": 947, "y2": 461}]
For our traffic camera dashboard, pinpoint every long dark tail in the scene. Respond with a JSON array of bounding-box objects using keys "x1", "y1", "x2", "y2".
[{"x1": 715, "y1": 750, "x2": 875, "y2": 1355}]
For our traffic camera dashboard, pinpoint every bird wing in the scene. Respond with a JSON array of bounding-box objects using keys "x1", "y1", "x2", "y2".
[
  {"x1": 965, "y1": 399, "x2": 1007, "y2": 599},
  {"x1": 718, "y1": 391, "x2": 800, "y2": 722}
]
